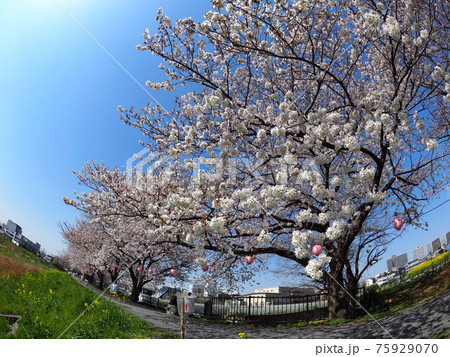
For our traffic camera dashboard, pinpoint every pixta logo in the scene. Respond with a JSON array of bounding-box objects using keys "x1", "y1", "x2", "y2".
[{"x1": 125, "y1": 147, "x2": 155, "y2": 179}]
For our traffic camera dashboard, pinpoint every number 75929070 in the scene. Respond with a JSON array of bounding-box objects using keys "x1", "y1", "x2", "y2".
[{"x1": 375, "y1": 343, "x2": 438, "y2": 354}]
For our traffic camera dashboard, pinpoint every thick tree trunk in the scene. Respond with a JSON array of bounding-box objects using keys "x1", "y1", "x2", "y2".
[
  {"x1": 110, "y1": 272, "x2": 118, "y2": 284},
  {"x1": 327, "y1": 255, "x2": 358, "y2": 320},
  {"x1": 327, "y1": 271, "x2": 360, "y2": 319},
  {"x1": 130, "y1": 274, "x2": 144, "y2": 303},
  {"x1": 346, "y1": 277, "x2": 360, "y2": 318},
  {"x1": 97, "y1": 272, "x2": 104, "y2": 290},
  {"x1": 327, "y1": 274, "x2": 351, "y2": 319},
  {"x1": 130, "y1": 284, "x2": 144, "y2": 303}
]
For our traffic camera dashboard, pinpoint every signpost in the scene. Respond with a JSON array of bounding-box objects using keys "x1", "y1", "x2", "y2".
[
  {"x1": 110, "y1": 284, "x2": 117, "y2": 301},
  {"x1": 180, "y1": 297, "x2": 185, "y2": 339},
  {"x1": 180, "y1": 295, "x2": 196, "y2": 339}
]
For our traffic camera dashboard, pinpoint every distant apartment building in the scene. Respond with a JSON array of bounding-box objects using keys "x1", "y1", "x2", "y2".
[
  {"x1": 13, "y1": 235, "x2": 41, "y2": 255},
  {"x1": 1, "y1": 219, "x2": 41, "y2": 255},
  {"x1": 188, "y1": 284, "x2": 205, "y2": 297},
  {"x1": 427, "y1": 238, "x2": 441, "y2": 255},
  {"x1": 413, "y1": 246, "x2": 425, "y2": 261},
  {"x1": 387, "y1": 259, "x2": 394, "y2": 272},
  {"x1": 395, "y1": 253, "x2": 408, "y2": 268},
  {"x1": 246, "y1": 286, "x2": 318, "y2": 306},
  {"x1": 405, "y1": 258, "x2": 426, "y2": 272},
  {"x1": 441, "y1": 232, "x2": 450, "y2": 249},
  {"x1": 4, "y1": 220, "x2": 23, "y2": 240},
  {"x1": 386, "y1": 253, "x2": 408, "y2": 271},
  {"x1": 376, "y1": 272, "x2": 397, "y2": 286},
  {"x1": 254, "y1": 286, "x2": 316, "y2": 296},
  {"x1": 204, "y1": 282, "x2": 219, "y2": 297}
]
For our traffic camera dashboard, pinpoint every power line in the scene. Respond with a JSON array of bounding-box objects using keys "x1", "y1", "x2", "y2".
[{"x1": 420, "y1": 198, "x2": 450, "y2": 216}]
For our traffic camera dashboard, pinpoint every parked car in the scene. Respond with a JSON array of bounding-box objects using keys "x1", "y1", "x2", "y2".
[
  {"x1": 117, "y1": 284, "x2": 132, "y2": 296},
  {"x1": 149, "y1": 287, "x2": 181, "y2": 308},
  {"x1": 138, "y1": 287, "x2": 155, "y2": 304}
]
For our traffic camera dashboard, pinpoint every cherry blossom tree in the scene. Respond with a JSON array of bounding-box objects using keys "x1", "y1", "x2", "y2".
[
  {"x1": 61, "y1": 214, "x2": 200, "y2": 301},
  {"x1": 60, "y1": 220, "x2": 108, "y2": 288},
  {"x1": 64, "y1": 162, "x2": 264, "y2": 294},
  {"x1": 65, "y1": 0, "x2": 449, "y2": 318}
]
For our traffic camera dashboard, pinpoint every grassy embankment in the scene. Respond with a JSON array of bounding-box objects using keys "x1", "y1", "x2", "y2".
[
  {"x1": 361, "y1": 251, "x2": 450, "y2": 318},
  {"x1": 275, "y1": 251, "x2": 450, "y2": 334},
  {"x1": 0, "y1": 235, "x2": 178, "y2": 338}
]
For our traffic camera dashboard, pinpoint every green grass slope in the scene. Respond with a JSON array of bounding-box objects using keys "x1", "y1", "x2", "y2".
[
  {"x1": 0, "y1": 235, "x2": 53, "y2": 275},
  {"x1": 0, "y1": 235, "x2": 178, "y2": 339}
]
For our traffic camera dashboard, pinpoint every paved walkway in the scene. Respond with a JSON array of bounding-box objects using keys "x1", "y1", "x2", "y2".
[{"x1": 78, "y1": 279, "x2": 450, "y2": 339}]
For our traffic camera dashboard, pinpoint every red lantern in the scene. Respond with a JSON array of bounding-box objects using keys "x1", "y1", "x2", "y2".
[
  {"x1": 111, "y1": 268, "x2": 115, "y2": 272},
  {"x1": 245, "y1": 255, "x2": 254, "y2": 265},
  {"x1": 170, "y1": 269, "x2": 177, "y2": 276},
  {"x1": 118, "y1": 266, "x2": 121, "y2": 271},
  {"x1": 201, "y1": 266, "x2": 208, "y2": 272},
  {"x1": 126, "y1": 264, "x2": 131, "y2": 268},
  {"x1": 137, "y1": 266, "x2": 142, "y2": 272},
  {"x1": 312, "y1": 244, "x2": 322, "y2": 256},
  {"x1": 149, "y1": 269, "x2": 153, "y2": 274},
  {"x1": 393, "y1": 217, "x2": 403, "y2": 230},
  {"x1": 106, "y1": 267, "x2": 109, "y2": 271}
]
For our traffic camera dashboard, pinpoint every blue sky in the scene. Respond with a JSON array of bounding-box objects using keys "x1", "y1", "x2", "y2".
[{"x1": 0, "y1": 0, "x2": 448, "y2": 294}]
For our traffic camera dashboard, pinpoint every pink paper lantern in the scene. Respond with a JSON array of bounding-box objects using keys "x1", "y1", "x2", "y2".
[
  {"x1": 245, "y1": 255, "x2": 254, "y2": 265},
  {"x1": 170, "y1": 269, "x2": 177, "y2": 276},
  {"x1": 137, "y1": 266, "x2": 142, "y2": 272},
  {"x1": 201, "y1": 266, "x2": 208, "y2": 272},
  {"x1": 312, "y1": 244, "x2": 322, "y2": 256},
  {"x1": 127, "y1": 264, "x2": 131, "y2": 268},
  {"x1": 149, "y1": 269, "x2": 153, "y2": 274},
  {"x1": 118, "y1": 266, "x2": 121, "y2": 271},
  {"x1": 393, "y1": 217, "x2": 403, "y2": 230}
]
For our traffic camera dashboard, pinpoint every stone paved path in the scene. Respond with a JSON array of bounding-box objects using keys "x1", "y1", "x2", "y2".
[{"x1": 78, "y1": 279, "x2": 450, "y2": 339}]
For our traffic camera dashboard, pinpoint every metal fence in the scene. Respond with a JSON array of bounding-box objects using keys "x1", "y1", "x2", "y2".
[{"x1": 204, "y1": 287, "x2": 365, "y2": 325}]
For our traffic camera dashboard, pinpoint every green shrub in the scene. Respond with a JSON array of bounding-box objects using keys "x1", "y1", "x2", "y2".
[{"x1": 360, "y1": 285, "x2": 384, "y2": 311}]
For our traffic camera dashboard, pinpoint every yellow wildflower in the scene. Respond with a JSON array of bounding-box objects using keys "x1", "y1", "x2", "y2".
[
  {"x1": 84, "y1": 303, "x2": 89, "y2": 307},
  {"x1": 238, "y1": 332, "x2": 251, "y2": 339}
]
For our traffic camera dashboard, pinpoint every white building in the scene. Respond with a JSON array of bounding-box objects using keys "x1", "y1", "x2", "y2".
[
  {"x1": 204, "y1": 282, "x2": 218, "y2": 297},
  {"x1": 254, "y1": 286, "x2": 316, "y2": 295},
  {"x1": 413, "y1": 246, "x2": 425, "y2": 260},
  {"x1": 188, "y1": 284, "x2": 204, "y2": 297}
]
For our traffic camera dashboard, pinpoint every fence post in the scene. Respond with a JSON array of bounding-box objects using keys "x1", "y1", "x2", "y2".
[
  {"x1": 306, "y1": 295, "x2": 310, "y2": 323},
  {"x1": 248, "y1": 296, "x2": 251, "y2": 324}
]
